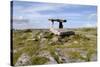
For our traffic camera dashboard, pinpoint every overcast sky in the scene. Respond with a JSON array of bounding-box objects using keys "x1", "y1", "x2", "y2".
[{"x1": 12, "y1": 1, "x2": 97, "y2": 29}]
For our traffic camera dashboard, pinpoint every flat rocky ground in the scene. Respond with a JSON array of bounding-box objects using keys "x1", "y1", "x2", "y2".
[{"x1": 12, "y1": 28, "x2": 97, "y2": 66}]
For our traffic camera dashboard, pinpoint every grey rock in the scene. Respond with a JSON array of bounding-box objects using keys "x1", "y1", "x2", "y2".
[
  {"x1": 38, "y1": 51, "x2": 57, "y2": 64},
  {"x1": 15, "y1": 53, "x2": 31, "y2": 66},
  {"x1": 52, "y1": 37, "x2": 59, "y2": 42},
  {"x1": 90, "y1": 53, "x2": 97, "y2": 61}
]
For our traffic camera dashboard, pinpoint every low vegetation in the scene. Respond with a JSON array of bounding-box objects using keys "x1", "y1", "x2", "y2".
[
  {"x1": 31, "y1": 56, "x2": 49, "y2": 65},
  {"x1": 12, "y1": 28, "x2": 97, "y2": 66}
]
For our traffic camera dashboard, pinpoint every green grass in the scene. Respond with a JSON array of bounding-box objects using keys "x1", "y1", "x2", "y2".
[
  {"x1": 48, "y1": 47, "x2": 61, "y2": 63},
  {"x1": 31, "y1": 56, "x2": 49, "y2": 65},
  {"x1": 50, "y1": 51, "x2": 61, "y2": 63},
  {"x1": 12, "y1": 28, "x2": 97, "y2": 65},
  {"x1": 68, "y1": 51, "x2": 83, "y2": 59},
  {"x1": 13, "y1": 51, "x2": 23, "y2": 65}
]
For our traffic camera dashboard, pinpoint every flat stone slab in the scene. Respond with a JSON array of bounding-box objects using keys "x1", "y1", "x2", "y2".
[{"x1": 50, "y1": 28, "x2": 75, "y2": 36}]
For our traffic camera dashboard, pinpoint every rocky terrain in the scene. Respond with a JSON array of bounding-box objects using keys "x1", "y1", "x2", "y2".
[{"x1": 12, "y1": 28, "x2": 97, "y2": 66}]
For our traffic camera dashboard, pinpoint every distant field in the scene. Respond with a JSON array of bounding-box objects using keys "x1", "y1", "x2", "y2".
[{"x1": 12, "y1": 27, "x2": 97, "y2": 66}]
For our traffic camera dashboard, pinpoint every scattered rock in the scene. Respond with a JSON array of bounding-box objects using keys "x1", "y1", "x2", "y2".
[
  {"x1": 38, "y1": 51, "x2": 57, "y2": 64},
  {"x1": 52, "y1": 37, "x2": 59, "y2": 42},
  {"x1": 13, "y1": 29, "x2": 97, "y2": 65},
  {"x1": 90, "y1": 53, "x2": 97, "y2": 61},
  {"x1": 38, "y1": 33, "x2": 44, "y2": 39},
  {"x1": 73, "y1": 41, "x2": 78, "y2": 44},
  {"x1": 27, "y1": 38, "x2": 38, "y2": 41},
  {"x1": 13, "y1": 50, "x2": 17, "y2": 53},
  {"x1": 55, "y1": 48, "x2": 71, "y2": 63},
  {"x1": 15, "y1": 53, "x2": 31, "y2": 66},
  {"x1": 80, "y1": 51, "x2": 88, "y2": 58},
  {"x1": 39, "y1": 38, "x2": 47, "y2": 48}
]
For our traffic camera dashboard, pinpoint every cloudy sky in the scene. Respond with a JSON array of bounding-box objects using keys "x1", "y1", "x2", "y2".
[{"x1": 12, "y1": 1, "x2": 97, "y2": 29}]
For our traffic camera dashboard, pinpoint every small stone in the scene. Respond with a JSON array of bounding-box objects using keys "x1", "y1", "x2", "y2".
[
  {"x1": 73, "y1": 41, "x2": 78, "y2": 44},
  {"x1": 15, "y1": 53, "x2": 31, "y2": 66},
  {"x1": 90, "y1": 54, "x2": 97, "y2": 61},
  {"x1": 52, "y1": 37, "x2": 58, "y2": 42}
]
